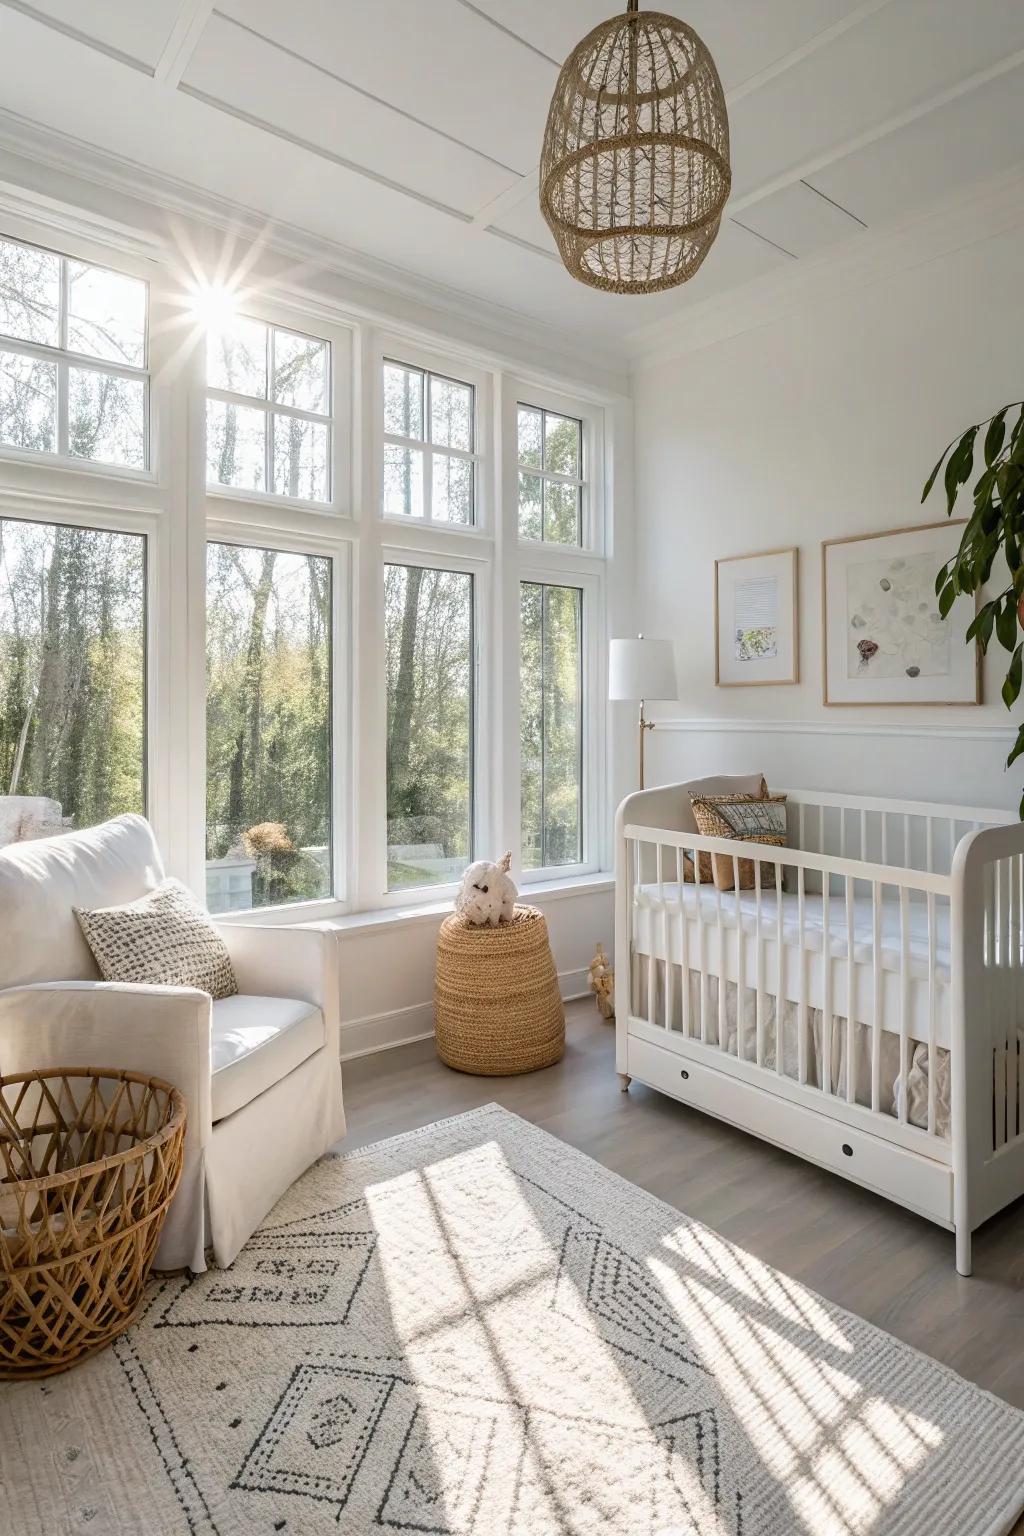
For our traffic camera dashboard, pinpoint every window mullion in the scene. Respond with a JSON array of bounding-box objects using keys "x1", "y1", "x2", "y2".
[
  {"x1": 424, "y1": 372, "x2": 433, "y2": 523},
  {"x1": 265, "y1": 326, "x2": 274, "y2": 495}
]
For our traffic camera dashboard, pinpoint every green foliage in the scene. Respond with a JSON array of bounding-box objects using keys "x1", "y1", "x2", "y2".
[
  {"x1": 924, "y1": 398, "x2": 1024, "y2": 814},
  {"x1": 0, "y1": 520, "x2": 145, "y2": 826}
]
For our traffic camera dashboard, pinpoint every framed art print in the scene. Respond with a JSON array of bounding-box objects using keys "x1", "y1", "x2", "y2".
[
  {"x1": 715, "y1": 547, "x2": 798, "y2": 687},
  {"x1": 822, "y1": 521, "x2": 979, "y2": 706}
]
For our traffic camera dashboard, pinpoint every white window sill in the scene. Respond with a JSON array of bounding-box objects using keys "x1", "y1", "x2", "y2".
[{"x1": 295, "y1": 871, "x2": 613, "y2": 940}]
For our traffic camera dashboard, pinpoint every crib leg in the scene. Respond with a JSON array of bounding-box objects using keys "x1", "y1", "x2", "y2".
[
  {"x1": 618, "y1": 1073, "x2": 631, "y2": 1093},
  {"x1": 955, "y1": 1225, "x2": 972, "y2": 1277}
]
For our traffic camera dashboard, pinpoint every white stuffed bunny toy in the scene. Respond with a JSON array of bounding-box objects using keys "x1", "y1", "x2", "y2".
[{"x1": 455, "y1": 851, "x2": 517, "y2": 927}]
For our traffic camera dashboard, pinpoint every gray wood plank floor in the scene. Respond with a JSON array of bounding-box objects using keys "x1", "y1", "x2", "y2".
[{"x1": 341, "y1": 999, "x2": 1024, "y2": 1421}]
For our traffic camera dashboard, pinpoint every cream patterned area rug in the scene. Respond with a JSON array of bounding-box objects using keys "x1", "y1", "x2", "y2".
[{"x1": 3, "y1": 1105, "x2": 1023, "y2": 1536}]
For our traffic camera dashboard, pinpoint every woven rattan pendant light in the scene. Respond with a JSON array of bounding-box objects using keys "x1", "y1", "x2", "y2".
[{"x1": 540, "y1": 1, "x2": 731, "y2": 295}]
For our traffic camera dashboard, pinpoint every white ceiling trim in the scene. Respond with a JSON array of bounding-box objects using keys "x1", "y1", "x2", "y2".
[
  {"x1": 725, "y1": 0, "x2": 898, "y2": 105},
  {"x1": 154, "y1": 0, "x2": 215, "y2": 87},
  {"x1": 175, "y1": 84, "x2": 477, "y2": 225},
  {"x1": 452, "y1": 0, "x2": 561, "y2": 69},
  {"x1": 209, "y1": 9, "x2": 524, "y2": 179},
  {"x1": 0, "y1": 110, "x2": 631, "y2": 392},
  {"x1": 627, "y1": 159, "x2": 1024, "y2": 369},
  {"x1": 730, "y1": 45, "x2": 1024, "y2": 218},
  {"x1": 0, "y1": 0, "x2": 154, "y2": 74}
]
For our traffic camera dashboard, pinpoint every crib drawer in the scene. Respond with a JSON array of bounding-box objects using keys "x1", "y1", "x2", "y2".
[{"x1": 626, "y1": 1033, "x2": 953, "y2": 1227}]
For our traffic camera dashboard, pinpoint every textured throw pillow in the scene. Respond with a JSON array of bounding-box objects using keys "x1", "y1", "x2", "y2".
[
  {"x1": 74, "y1": 878, "x2": 237, "y2": 999},
  {"x1": 686, "y1": 791, "x2": 788, "y2": 892}
]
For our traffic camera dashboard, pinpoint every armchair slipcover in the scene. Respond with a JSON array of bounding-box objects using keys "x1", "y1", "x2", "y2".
[{"x1": 0, "y1": 815, "x2": 345, "y2": 1272}]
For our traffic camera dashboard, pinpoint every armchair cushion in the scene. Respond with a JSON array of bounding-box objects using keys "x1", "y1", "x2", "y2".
[
  {"x1": 211, "y1": 994, "x2": 324, "y2": 1122},
  {"x1": 74, "y1": 877, "x2": 237, "y2": 999},
  {"x1": 0, "y1": 814, "x2": 163, "y2": 987}
]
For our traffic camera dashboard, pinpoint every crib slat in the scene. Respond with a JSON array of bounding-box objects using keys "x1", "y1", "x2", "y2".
[
  {"x1": 1009, "y1": 855, "x2": 1021, "y2": 1141},
  {"x1": 926, "y1": 818, "x2": 934, "y2": 875},
  {"x1": 776, "y1": 859, "x2": 785, "y2": 1078},
  {"x1": 845, "y1": 875, "x2": 856, "y2": 1105},
  {"x1": 860, "y1": 808, "x2": 867, "y2": 861},
  {"x1": 628, "y1": 836, "x2": 638, "y2": 1016},
  {"x1": 881, "y1": 814, "x2": 888, "y2": 867},
  {"x1": 647, "y1": 841, "x2": 657, "y2": 1029},
  {"x1": 734, "y1": 853, "x2": 746, "y2": 1061},
  {"x1": 716, "y1": 868, "x2": 727, "y2": 1052},
  {"x1": 797, "y1": 864, "x2": 808, "y2": 1085},
  {"x1": 898, "y1": 885, "x2": 910, "y2": 1125},
  {"x1": 822, "y1": 874, "x2": 832, "y2": 1097},
  {"x1": 927, "y1": 887, "x2": 938, "y2": 1139},
  {"x1": 871, "y1": 880, "x2": 882, "y2": 1114},
  {"x1": 695, "y1": 846, "x2": 708, "y2": 1044},
  {"x1": 677, "y1": 846, "x2": 691, "y2": 1040},
  {"x1": 661, "y1": 843, "x2": 675, "y2": 1032},
  {"x1": 903, "y1": 812, "x2": 911, "y2": 870},
  {"x1": 818, "y1": 804, "x2": 824, "y2": 858},
  {"x1": 754, "y1": 856, "x2": 765, "y2": 1069}
]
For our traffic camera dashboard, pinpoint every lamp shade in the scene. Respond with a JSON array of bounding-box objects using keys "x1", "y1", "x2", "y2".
[{"x1": 608, "y1": 637, "x2": 678, "y2": 702}]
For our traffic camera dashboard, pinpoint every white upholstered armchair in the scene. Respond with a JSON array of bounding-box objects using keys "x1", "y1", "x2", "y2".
[{"x1": 0, "y1": 815, "x2": 345, "y2": 1273}]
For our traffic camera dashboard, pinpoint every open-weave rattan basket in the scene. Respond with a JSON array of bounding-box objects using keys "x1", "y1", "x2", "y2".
[
  {"x1": 0, "y1": 1068, "x2": 186, "y2": 1378},
  {"x1": 435, "y1": 904, "x2": 565, "y2": 1075}
]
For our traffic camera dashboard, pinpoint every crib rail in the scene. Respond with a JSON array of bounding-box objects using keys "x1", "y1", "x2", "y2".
[
  {"x1": 620, "y1": 822, "x2": 953, "y2": 1155},
  {"x1": 780, "y1": 789, "x2": 1010, "y2": 880}
]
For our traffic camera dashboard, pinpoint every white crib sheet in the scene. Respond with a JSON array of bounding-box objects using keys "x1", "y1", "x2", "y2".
[{"x1": 634, "y1": 883, "x2": 951, "y2": 983}]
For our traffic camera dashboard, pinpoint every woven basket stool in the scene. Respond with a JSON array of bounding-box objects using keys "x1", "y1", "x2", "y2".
[
  {"x1": 435, "y1": 904, "x2": 565, "y2": 1075},
  {"x1": 0, "y1": 1067, "x2": 186, "y2": 1379}
]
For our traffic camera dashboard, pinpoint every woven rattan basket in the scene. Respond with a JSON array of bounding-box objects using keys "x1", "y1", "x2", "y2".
[
  {"x1": 0, "y1": 1068, "x2": 186, "y2": 1378},
  {"x1": 434, "y1": 904, "x2": 565, "y2": 1075}
]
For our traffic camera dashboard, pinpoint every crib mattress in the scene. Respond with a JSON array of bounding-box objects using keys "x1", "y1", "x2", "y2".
[{"x1": 634, "y1": 883, "x2": 952, "y2": 983}]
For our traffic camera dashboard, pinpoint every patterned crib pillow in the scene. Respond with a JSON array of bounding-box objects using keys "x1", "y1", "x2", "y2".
[
  {"x1": 74, "y1": 877, "x2": 237, "y2": 999},
  {"x1": 686, "y1": 791, "x2": 788, "y2": 892}
]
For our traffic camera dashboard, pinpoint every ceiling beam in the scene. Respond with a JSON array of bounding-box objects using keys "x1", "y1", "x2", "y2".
[
  {"x1": 154, "y1": 0, "x2": 215, "y2": 87},
  {"x1": 0, "y1": 0, "x2": 153, "y2": 73}
]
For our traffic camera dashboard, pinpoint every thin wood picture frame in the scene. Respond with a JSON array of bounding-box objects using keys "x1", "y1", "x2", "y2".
[
  {"x1": 821, "y1": 520, "x2": 980, "y2": 707},
  {"x1": 714, "y1": 546, "x2": 799, "y2": 687}
]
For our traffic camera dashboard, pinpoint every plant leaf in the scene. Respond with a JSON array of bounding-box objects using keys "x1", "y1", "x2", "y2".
[
  {"x1": 922, "y1": 445, "x2": 953, "y2": 503},
  {"x1": 996, "y1": 595, "x2": 1018, "y2": 652},
  {"x1": 1003, "y1": 644, "x2": 1023, "y2": 710},
  {"x1": 1008, "y1": 723, "x2": 1024, "y2": 771},
  {"x1": 984, "y1": 409, "x2": 1007, "y2": 467},
  {"x1": 938, "y1": 582, "x2": 957, "y2": 619}
]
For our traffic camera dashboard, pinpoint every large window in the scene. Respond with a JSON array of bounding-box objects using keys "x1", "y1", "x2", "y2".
[
  {"x1": 206, "y1": 319, "x2": 331, "y2": 503},
  {"x1": 385, "y1": 562, "x2": 474, "y2": 889},
  {"x1": 382, "y1": 361, "x2": 476, "y2": 525},
  {"x1": 0, "y1": 236, "x2": 148, "y2": 469},
  {"x1": 205, "y1": 542, "x2": 332, "y2": 912},
  {"x1": 520, "y1": 581, "x2": 583, "y2": 871},
  {"x1": 517, "y1": 404, "x2": 583, "y2": 545},
  {"x1": 0, "y1": 516, "x2": 146, "y2": 843}
]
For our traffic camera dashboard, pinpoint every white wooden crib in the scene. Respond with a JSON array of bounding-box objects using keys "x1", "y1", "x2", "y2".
[{"x1": 614, "y1": 775, "x2": 1024, "y2": 1274}]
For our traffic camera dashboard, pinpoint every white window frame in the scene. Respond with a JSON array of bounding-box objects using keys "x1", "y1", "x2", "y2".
[
  {"x1": 202, "y1": 515, "x2": 352, "y2": 921},
  {"x1": 376, "y1": 337, "x2": 489, "y2": 536},
  {"x1": 204, "y1": 300, "x2": 350, "y2": 518},
  {"x1": 516, "y1": 563, "x2": 602, "y2": 884},
  {"x1": 0, "y1": 231, "x2": 152, "y2": 481},
  {"x1": 373, "y1": 542, "x2": 489, "y2": 908},
  {"x1": 0, "y1": 490, "x2": 164, "y2": 845},
  {"x1": 515, "y1": 387, "x2": 595, "y2": 556}
]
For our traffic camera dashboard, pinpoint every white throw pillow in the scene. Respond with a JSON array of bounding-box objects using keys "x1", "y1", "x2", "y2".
[{"x1": 74, "y1": 877, "x2": 237, "y2": 999}]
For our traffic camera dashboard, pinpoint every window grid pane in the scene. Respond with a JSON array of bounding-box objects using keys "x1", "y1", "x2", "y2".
[
  {"x1": 0, "y1": 237, "x2": 149, "y2": 471},
  {"x1": 520, "y1": 582, "x2": 583, "y2": 871},
  {"x1": 386, "y1": 563, "x2": 474, "y2": 890},
  {"x1": 205, "y1": 542, "x2": 333, "y2": 913},
  {"x1": 517, "y1": 403, "x2": 584, "y2": 545},
  {"x1": 383, "y1": 360, "x2": 476, "y2": 527},
  {"x1": 0, "y1": 516, "x2": 146, "y2": 844},
  {"x1": 206, "y1": 318, "x2": 331, "y2": 504}
]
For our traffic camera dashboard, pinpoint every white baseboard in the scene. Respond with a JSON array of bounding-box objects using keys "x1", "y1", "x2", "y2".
[{"x1": 340, "y1": 966, "x2": 594, "y2": 1061}]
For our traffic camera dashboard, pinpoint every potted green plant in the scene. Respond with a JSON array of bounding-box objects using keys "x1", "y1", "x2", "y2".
[{"x1": 925, "y1": 400, "x2": 1024, "y2": 812}]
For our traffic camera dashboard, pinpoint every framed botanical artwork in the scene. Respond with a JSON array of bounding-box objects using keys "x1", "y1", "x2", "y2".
[
  {"x1": 715, "y1": 547, "x2": 798, "y2": 687},
  {"x1": 822, "y1": 521, "x2": 979, "y2": 706}
]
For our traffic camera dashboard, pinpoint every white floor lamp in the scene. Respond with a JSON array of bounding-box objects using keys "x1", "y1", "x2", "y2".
[{"x1": 608, "y1": 635, "x2": 678, "y2": 790}]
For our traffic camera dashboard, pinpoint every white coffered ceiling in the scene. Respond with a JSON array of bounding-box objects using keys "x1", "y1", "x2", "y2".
[{"x1": 0, "y1": 0, "x2": 1022, "y2": 364}]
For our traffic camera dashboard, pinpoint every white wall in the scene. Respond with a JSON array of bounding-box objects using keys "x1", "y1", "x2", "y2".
[{"x1": 631, "y1": 221, "x2": 1023, "y2": 812}]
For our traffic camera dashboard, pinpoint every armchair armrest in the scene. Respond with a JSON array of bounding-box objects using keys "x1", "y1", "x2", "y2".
[
  {"x1": 215, "y1": 921, "x2": 340, "y2": 1048},
  {"x1": 0, "y1": 980, "x2": 213, "y2": 1140}
]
